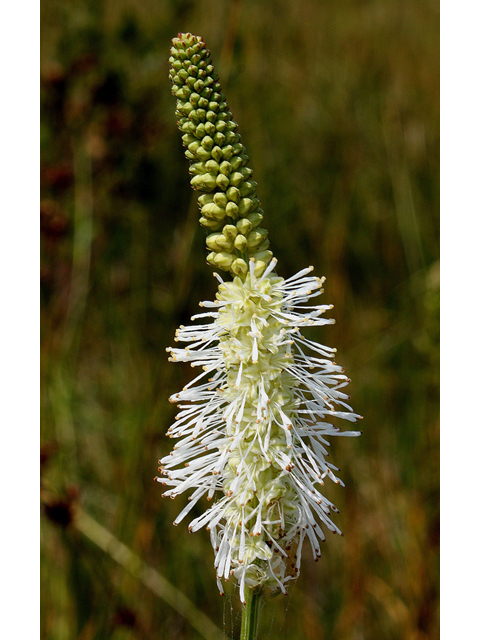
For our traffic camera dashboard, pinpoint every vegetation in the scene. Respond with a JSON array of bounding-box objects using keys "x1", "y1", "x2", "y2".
[{"x1": 41, "y1": 1, "x2": 439, "y2": 638}]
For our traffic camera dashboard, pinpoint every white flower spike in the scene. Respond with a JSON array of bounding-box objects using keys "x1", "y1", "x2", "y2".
[{"x1": 157, "y1": 33, "x2": 361, "y2": 605}]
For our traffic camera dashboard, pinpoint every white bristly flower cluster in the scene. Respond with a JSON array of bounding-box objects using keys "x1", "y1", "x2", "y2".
[{"x1": 157, "y1": 258, "x2": 361, "y2": 603}]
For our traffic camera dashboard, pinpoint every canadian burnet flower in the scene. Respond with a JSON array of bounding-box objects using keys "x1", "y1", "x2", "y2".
[{"x1": 157, "y1": 33, "x2": 361, "y2": 605}]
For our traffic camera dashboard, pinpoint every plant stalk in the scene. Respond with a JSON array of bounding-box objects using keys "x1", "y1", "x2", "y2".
[{"x1": 240, "y1": 587, "x2": 262, "y2": 640}]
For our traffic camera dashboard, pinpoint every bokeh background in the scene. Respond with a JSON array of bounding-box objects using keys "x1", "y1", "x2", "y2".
[{"x1": 40, "y1": 1, "x2": 439, "y2": 638}]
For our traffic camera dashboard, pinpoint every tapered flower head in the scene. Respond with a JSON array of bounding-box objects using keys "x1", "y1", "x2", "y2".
[{"x1": 157, "y1": 33, "x2": 361, "y2": 604}]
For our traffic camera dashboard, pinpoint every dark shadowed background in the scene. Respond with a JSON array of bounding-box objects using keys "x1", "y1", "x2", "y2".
[{"x1": 40, "y1": 1, "x2": 439, "y2": 638}]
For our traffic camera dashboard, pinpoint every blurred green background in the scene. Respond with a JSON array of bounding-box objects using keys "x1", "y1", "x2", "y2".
[{"x1": 40, "y1": 1, "x2": 439, "y2": 638}]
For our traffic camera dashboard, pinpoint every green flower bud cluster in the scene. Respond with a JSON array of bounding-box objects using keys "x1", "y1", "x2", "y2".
[{"x1": 169, "y1": 33, "x2": 273, "y2": 278}]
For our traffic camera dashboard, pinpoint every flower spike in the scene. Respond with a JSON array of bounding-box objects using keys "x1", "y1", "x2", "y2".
[
  {"x1": 169, "y1": 33, "x2": 272, "y2": 278},
  {"x1": 159, "y1": 33, "x2": 361, "y2": 602}
]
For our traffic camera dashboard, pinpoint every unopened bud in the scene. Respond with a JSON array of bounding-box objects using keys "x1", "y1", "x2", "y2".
[
  {"x1": 201, "y1": 203, "x2": 226, "y2": 221},
  {"x1": 252, "y1": 250, "x2": 273, "y2": 265},
  {"x1": 189, "y1": 162, "x2": 207, "y2": 176},
  {"x1": 219, "y1": 161, "x2": 232, "y2": 175},
  {"x1": 206, "y1": 233, "x2": 233, "y2": 252},
  {"x1": 205, "y1": 160, "x2": 219, "y2": 175},
  {"x1": 213, "y1": 252, "x2": 235, "y2": 270},
  {"x1": 198, "y1": 194, "x2": 214, "y2": 207},
  {"x1": 229, "y1": 172, "x2": 244, "y2": 187},
  {"x1": 191, "y1": 174, "x2": 216, "y2": 192},
  {"x1": 216, "y1": 174, "x2": 230, "y2": 190},
  {"x1": 199, "y1": 216, "x2": 221, "y2": 228},
  {"x1": 211, "y1": 146, "x2": 223, "y2": 162},
  {"x1": 247, "y1": 228, "x2": 268, "y2": 250},
  {"x1": 238, "y1": 198, "x2": 254, "y2": 216},
  {"x1": 195, "y1": 146, "x2": 211, "y2": 161},
  {"x1": 202, "y1": 135, "x2": 214, "y2": 150},
  {"x1": 213, "y1": 192, "x2": 228, "y2": 208},
  {"x1": 226, "y1": 187, "x2": 240, "y2": 204},
  {"x1": 222, "y1": 225, "x2": 238, "y2": 241},
  {"x1": 240, "y1": 181, "x2": 257, "y2": 197},
  {"x1": 226, "y1": 201, "x2": 239, "y2": 219},
  {"x1": 221, "y1": 145, "x2": 234, "y2": 160},
  {"x1": 234, "y1": 234, "x2": 248, "y2": 252},
  {"x1": 231, "y1": 258, "x2": 248, "y2": 277},
  {"x1": 246, "y1": 212, "x2": 263, "y2": 229},
  {"x1": 236, "y1": 218, "x2": 252, "y2": 236}
]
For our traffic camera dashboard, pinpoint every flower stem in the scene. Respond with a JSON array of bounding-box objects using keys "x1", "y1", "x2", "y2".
[{"x1": 240, "y1": 587, "x2": 262, "y2": 640}]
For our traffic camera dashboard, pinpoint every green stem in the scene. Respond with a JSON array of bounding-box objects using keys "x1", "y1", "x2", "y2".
[{"x1": 240, "y1": 587, "x2": 262, "y2": 640}]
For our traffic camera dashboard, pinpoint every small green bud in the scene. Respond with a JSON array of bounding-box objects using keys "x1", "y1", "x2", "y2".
[
  {"x1": 221, "y1": 145, "x2": 234, "y2": 160},
  {"x1": 229, "y1": 172, "x2": 244, "y2": 187},
  {"x1": 255, "y1": 238, "x2": 270, "y2": 252},
  {"x1": 206, "y1": 111, "x2": 217, "y2": 123},
  {"x1": 204, "y1": 121, "x2": 216, "y2": 135},
  {"x1": 177, "y1": 102, "x2": 193, "y2": 115},
  {"x1": 175, "y1": 87, "x2": 190, "y2": 100},
  {"x1": 195, "y1": 123, "x2": 206, "y2": 138},
  {"x1": 240, "y1": 180, "x2": 257, "y2": 197},
  {"x1": 213, "y1": 192, "x2": 228, "y2": 208},
  {"x1": 215, "y1": 120, "x2": 227, "y2": 132},
  {"x1": 226, "y1": 201, "x2": 239, "y2": 218},
  {"x1": 230, "y1": 258, "x2": 248, "y2": 277},
  {"x1": 234, "y1": 234, "x2": 248, "y2": 251},
  {"x1": 188, "y1": 140, "x2": 201, "y2": 154},
  {"x1": 238, "y1": 198, "x2": 254, "y2": 216},
  {"x1": 201, "y1": 203, "x2": 226, "y2": 221},
  {"x1": 181, "y1": 121, "x2": 196, "y2": 134},
  {"x1": 253, "y1": 260, "x2": 268, "y2": 278},
  {"x1": 198, "y1": 194, "x2": 214, "y2": 207},
  {"x1": 226, "y1": 187, "x2": 241, "y2": 203},
  {"x1": 222, "y1": 225, "x2": 238, "y2": 241},
  {"x1": 252, "y1": 250, "x2": 273, "y2": 264},
  {"x1": 201, "y1": 135, "x2": 214, "y2": 150},
  {"x1": 191, "y1": 174, "x2": 216, "y2": 191},
  {"x1": 206, "y1": 251, "x2": 217, "y2": 267},
  {"x1": 189, "y1": 92, "x2": 200, "y2": 105},
  {"x1": 200, "y1": 216, "x2": 221, "y2": 229},
  {"x1": 213, "y1": 252, "x2": 235, "y2": 270},
  {"x1": 219, "y1": 161, "x2": 232, "y2": 175},
  {"x1": 211, "y1": 146, "x2": 223, "y2": 162},
  {"x1": 246, "y1": 228, "x2": 268, "y2": 250},
  {"x1": 205, "y1": 159, "x2": 219, "y2": 175},
  {"x1": 214, "y1": 132, "x2": 226, "y2": 146},
  {"x1": 236, "y1": 218, "x2": 252, "y2": 236},
  {"x1": 216, "y1": 174, "x2": 230, "y2": 190},
  {"x1": 195, "y1": 146, "x2": 211, "y2": 161},
  {"x1": 206, "y1": 233, "x2": 233, "y2": 252},
  {"x1": 182, "y1": 133, "x2": 197, "y2": 146},
  {"x1": 230, "y1": 155, "x2": 244, "y2": 171},
  {"x1": 188, "y1": 162, "x2": 207, "y2": 176},
  {"x1": 246, "y1": 211, "x2": 264, "y2": 229}
]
